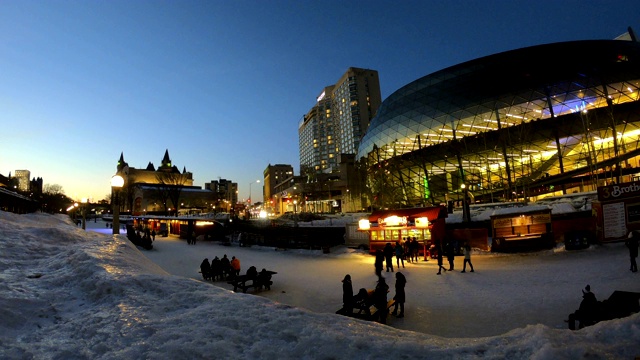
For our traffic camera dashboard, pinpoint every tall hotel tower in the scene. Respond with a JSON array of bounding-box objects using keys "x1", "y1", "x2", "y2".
[{"x1": 299, "y1": 67, "x2": 381, "y2": 174}]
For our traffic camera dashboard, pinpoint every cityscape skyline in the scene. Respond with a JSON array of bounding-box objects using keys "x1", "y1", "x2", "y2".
[{"x1": 2, "y1": 1, "x2": 639, "y2": 202}]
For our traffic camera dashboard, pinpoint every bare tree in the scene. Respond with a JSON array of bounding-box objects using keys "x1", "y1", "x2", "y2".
[
  {"x1": 155, "y1": 172, "x2": 188, "y2": 216},
  {"x1": 43, "y1": 184, "x2": 64, "y2": 195}
]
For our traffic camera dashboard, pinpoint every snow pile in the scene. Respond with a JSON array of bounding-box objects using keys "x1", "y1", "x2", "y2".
[{"x1": 1, "y1": 211, "x2": 639, "y2": 359}]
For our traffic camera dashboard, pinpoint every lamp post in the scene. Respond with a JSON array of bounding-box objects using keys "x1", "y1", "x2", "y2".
[
  {"x1": 81, "y1": 198, "x2": 88, "y2": 230},
  {"x1": 111, "y1": 175, "x2": 124, "y2": 235},
  {"x1": 461, "y1": 183, "x2": 471, "y2": 223},
  {"x1": 249, "y1": 180, "x2": 260, "y2": 205}
]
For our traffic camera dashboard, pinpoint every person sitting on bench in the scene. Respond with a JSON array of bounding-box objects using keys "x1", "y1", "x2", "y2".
[
  {"x1": 200, "y1": 258, "x2": 211, "y2": 281},
  {"x1": 256, "y1": 268, "x2": 273, "y2": 290}
]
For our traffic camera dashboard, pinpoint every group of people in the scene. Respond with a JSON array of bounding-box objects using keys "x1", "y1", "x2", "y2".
[
  {"x1": 375, "y1": 239, "x2": 420, "y2": 276},
  {"x1": 340, "y1": 272, "x2": 407, "y2": 324},
  {"x1": 375, "y1": 239, "x2": 475, "y2": 276},
  {"x1": 434, "y1": 240, "x2": 474, "y2": 275},
  {"x1": 199, "y1": 254, "x2": 241, "y2": 281}
]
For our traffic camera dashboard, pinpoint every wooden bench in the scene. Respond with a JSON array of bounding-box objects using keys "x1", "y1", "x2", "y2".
[
  {"x1": 344, "y1": 289, "x2": 395, "y2": 321},
  {"x1": 369, "y1": 299, "x2": 396, "y2": 319},
  {"x1": 227, "y1": 270, "x2": 277, "y2": 293}
]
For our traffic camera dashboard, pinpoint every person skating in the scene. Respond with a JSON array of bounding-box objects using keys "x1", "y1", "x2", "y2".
[
  {"x1": 374, "y1": 249, "x2": 384, "y2": 277},
  {"x1": 445, "y1": 240, "x2": 455, "y2": 271},
  {"x1": 384, "y1": 242, "x2": 394, "y2": 272},
  {"x1": 626, "y1": 231, "x2": 639, "y2": 272},
  {"x1": 391, "y1": 272, "x2": 406, "y2": 318},
  {"x1": 461, "y1": 241, "x2": 474, "y2": 273},
  {"x1": 436, "y1": 241, "x2": 447, "y2": 275},
  {"x1": 394, "y1": 242, "x2": 405, "y2": 269}
]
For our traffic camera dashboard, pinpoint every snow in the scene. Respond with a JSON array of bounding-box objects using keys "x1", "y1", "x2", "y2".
[{"x1": 1, "y1": 210, "x2": 639, "y2": 359}]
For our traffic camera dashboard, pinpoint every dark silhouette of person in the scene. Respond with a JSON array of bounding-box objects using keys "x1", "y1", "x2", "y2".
[
  {"x1": 578, "y1": 285, "x2": 599, "y2": 327},
  {"x1": 394, "y1": 242, "x2": 405, "y2": 269},
  {"x1": 373, "y1": 277, "x2": 389, "y2": 324},
  {"x1": 246, "y1": 265, "x2": 258, "y2": 280},
  {"x1": 383, "y1": 242, "x2": 394, "y2": 272},
  {"x1": 411, "y1": 237, "x2": 420, "y2": 262},
  {"x1": 340, "y1": 274, "x2": 354, "y2": 315},
  {"x1": 436, "y1": 241, "x2": 447, "y2": 275},
  {"x1": 374, "y1": 249, "x2": 384, "y2": 277},
  {"x1": 230, "y1": 256, "x2": 241, "y2": 276},
  {"x1": 391, "y1": 272, "x2": 406, "y2": 318},
  {"x1": 461, "y1": 241, "x2": 474, "y2": 273},
  {"x1": 626, "y1": 231, "x2": 639, "y2": 272},
  {"x1": 256, "y1": 268, "x2": 273, "y2": 290},
  {"x1": 220, "y1": 254, "x2": 231, "y2": 279},
  {"x1": 353, "y1": 288, "x2": 371, "y2": 315},
  {"x1": 445, "y1": 240, "x2": 455, "y2": 271},
  {"x1": 200, "y1": 258, "x2": 211, "y2": 281},
  {"x1": 210, "y1": 256, "x2": 222, "y2": 281},
  {"x1": 151, "y1": 229, "x2": 156, "y2": 241}
]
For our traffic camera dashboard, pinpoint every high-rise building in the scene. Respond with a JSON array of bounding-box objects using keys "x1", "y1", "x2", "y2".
[
  {"x1": 299, "y1": 67, "x2": 381, "y2": 175},
  {"x1": 263, "y1": 164, "x2": 294, "y2": 211},
  {"x1": 14, "y1": 170, "x2": 30, "y2": 192},
  {"x1": 204, "y1": 178, "x2": 238, "y2": 211}
]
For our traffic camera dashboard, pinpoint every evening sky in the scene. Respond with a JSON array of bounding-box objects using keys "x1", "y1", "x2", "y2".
[{"x1": 1, "y1": 0, "x2": 639, "y2": 202}]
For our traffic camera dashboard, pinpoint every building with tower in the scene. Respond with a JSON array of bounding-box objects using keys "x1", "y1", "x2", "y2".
[{"x1": 114, "y1": 150, "x2": 215, "y2": 215}]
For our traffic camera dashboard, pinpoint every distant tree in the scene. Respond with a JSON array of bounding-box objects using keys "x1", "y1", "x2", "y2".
[
  {"x1": 43, "y1": 184, "x2": 64, "y2": 195},
  {"x1": 40, "y1": 184, "x2": 73, "y2": 213},
  {"x1": 155, "y1": 172, "x2": 188, "y2": 216}
]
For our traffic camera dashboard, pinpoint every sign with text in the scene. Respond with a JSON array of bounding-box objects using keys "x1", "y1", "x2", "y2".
[{"x1": 598, "y1": 182, "x2": 640, "y2": 201}]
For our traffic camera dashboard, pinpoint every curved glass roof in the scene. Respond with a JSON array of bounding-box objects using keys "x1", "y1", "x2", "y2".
[
  {"x1": 356, "y1": 39, "x2": 640, "y2": 207},
  {"x1": 357, "y1": 40, "x2": 640, "y2": 161}
]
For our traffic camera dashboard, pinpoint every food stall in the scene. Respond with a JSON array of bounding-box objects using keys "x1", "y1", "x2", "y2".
[
  {"x1": 490, "y1": 206, "x2": 554, "y2": 252},
  {"x1": 357, "y1": 206, "x2": 448, "y2": 256},
  {"x1": 592, "y1": 181, "x2": 640, "y2": 242}
]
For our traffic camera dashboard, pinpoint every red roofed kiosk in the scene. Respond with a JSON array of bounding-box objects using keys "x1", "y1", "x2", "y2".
[{"x1": 357, "y1": 206, "x2": 448, "y2": 256}]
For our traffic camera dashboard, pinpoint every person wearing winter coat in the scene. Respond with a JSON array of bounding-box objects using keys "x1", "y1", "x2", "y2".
[
  {"x1": 200, "y1": 258, "x2": 211, "y2": 281},
  {"x1": 210, "y1": 256, "x2": 222, "y2": 280},
  {"x1": 394, "y1": 242, "x2": 405, "y2": 269},
  {"x1": 626, "y1": 231, "x2": 639, "y2": 272},
  {"x1": 374, "y1": 249, "x2": 384, "y2": 278},
  {"x1": 436, "y1": 241, "x2": 447, "y2": 275},
  {"x1": 220, "y1": 254, "x2": 231, "y2": 279},
  {"x1": 391, "y1": 272, "x2": 406, "y2": 318},
  {"x1": 373, "y1": 277, "x2": 389, "y2": 324},
  {"x1": 340, "y1": 274, "x2": 354, "y2": 315},
  {"x1": 383, "y1": 242, "x2": 394, "y2": 272},
  {"x1": 230, "y1": 256, "x2": 241, "y2": 276},
  {"x1": 461, "y1": 242, "x2": 474, "y2": 273},
  {"x1": 445, "y1": 240, "x2": 455, "y2": 271}
]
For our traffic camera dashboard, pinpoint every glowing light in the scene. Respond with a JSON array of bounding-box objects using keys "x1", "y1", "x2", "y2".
[
  {"x1": 358, "y1": 219, "x2": 370, "y2": 230},
  {"x1": 415, "y1": 217, "x2": 429, "y2": 228}
]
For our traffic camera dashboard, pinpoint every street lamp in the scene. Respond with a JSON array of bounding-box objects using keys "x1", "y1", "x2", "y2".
[
  {"x1": 461, "y1": 183, "x2": 471, "y2": 223},
  {"x1": 81, "y1": 198, "x2": 88, "y2": 230},
  {"x1": 249, "y1": 179, "x2": 260, "y2": 205},
  {"x1": 111, "y1": 174, "x2": 124, "y2": 235}
]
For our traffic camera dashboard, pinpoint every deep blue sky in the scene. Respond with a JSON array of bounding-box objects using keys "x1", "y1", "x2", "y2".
[{"x1": 1, "y1": 0, "x2": 639, "y2": 202}]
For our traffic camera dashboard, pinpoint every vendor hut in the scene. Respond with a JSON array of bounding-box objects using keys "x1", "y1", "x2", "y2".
[{"x1": 357, "y1": 206, "x2": 448, "y2": 256}]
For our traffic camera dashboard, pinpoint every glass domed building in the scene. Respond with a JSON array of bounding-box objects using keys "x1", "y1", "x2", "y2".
[{"x1": 357, "y1": 39, "x2": 640, "y2": 209}]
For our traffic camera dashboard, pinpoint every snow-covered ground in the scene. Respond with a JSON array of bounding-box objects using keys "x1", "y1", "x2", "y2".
[{"x1": 1, "y1": 210, "x2": 639, "y2": 359}]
